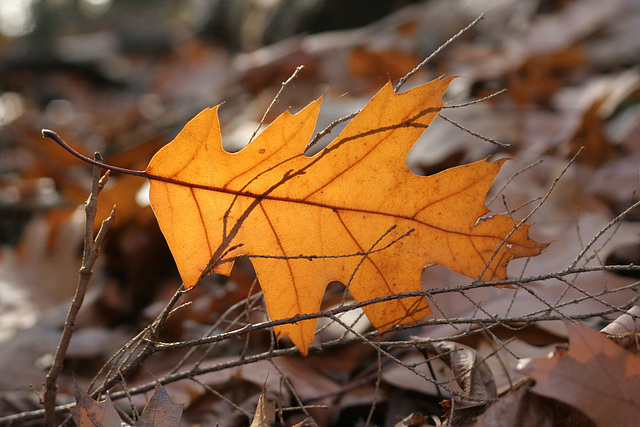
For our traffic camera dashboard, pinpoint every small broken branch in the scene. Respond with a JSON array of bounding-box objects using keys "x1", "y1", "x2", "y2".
[{"x1": 42, "y1": 154, "x2": 116, "y2": 427}]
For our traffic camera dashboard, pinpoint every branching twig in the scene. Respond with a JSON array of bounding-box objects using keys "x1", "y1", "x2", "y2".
[
  {"x1": 42, "y1": 155, "x2": 116, "y2": 427},
  {"x1": 569, "y1": 198, "x2": 640, "y2": 270}
]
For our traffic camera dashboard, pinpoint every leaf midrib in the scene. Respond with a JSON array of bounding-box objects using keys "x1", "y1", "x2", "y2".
[{"x1": 147, "y1": 170, "x2": 514, "y2": 245}]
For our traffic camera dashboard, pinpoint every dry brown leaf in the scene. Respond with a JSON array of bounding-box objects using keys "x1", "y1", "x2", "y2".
[
  {"x1": 562, "y1": 98, "x2": 617, "y2": 167},
  {"x1": 197, "y1": 356, "x2": 342, "y2": 404},
  {"x1": 193, "y1": 356, "x2": 340, "y2": 426},
  {"x1": 136, "y1": 383, "x2": 184, "y2": 427},
  {"x1": 382, "y1": 351, "x2": 459, "y2": 397},
  {"x1": 420, "y1": 341, "x2": 497, "y2": 426},
  {"x1": 70, "y1": 382, "x2": 182, "y2": 427},
  {"x1": 516, "y1": 322, "x2": 640, "y2": 427},
  {"x1": 348, "y1": 46, "x2": 418, "y2": 91},
  {"x1": 471, "y1": 384, "x2": 595, "y2": 427},
  {"x1": 69, "y1": 382, "x2": 124, "y2": 427}
]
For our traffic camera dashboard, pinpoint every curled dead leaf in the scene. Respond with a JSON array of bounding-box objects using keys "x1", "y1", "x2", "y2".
[
  {"x1": 250, "y1": 392, "x2": 276, "y2": 427},
  {"x1": 600, "y1": 305, "x2": 640, "y2": 350},
  {"x1": 421, "y1": 340, "x2": 497, "y2": 404}
]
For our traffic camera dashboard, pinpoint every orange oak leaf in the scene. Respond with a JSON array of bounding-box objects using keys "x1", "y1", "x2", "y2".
[{"x1": 145, "y1": 77, "x2": 546, "y2": 354}]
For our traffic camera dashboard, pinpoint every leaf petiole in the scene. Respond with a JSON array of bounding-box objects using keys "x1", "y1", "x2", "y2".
[{"x1": 41, "y1": 129, "x2": 149, "y2": 178}]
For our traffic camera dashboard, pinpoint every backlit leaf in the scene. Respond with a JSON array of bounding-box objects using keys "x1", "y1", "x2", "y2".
[{"x1": 146, "y1": 77, "x2": 546, "y2": 354}]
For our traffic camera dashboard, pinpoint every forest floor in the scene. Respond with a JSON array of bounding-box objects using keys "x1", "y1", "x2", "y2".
[{"x1": 1, "y1": 0, "x2": 640, "y2": 425}]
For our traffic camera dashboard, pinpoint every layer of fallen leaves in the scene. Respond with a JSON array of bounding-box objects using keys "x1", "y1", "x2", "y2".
[{"x1": 71, "y1": 383, "x2": 183, "y2": 427}]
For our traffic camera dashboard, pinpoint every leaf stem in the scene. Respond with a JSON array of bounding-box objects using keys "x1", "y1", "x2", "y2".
[{"x1": 42, "y1": 129, "x2": 148, "y2": 178}]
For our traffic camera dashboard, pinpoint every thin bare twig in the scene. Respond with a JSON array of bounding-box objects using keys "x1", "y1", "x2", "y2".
[
  {"x1": 569, "y1": 198, "x2": 640, "y2": 270},
  {"x1": 395, "y1": 13, "x2": 485, "y2": 92},
  {"x1": 488, "y1": 159, "x2": 544, "y2": 206},
  {"x1": 249, "y1": 65, "x2": 305, "y2": 144},
  {"x1": 439, "y1": 113, "x2": 510, "y2": 147},
  {"x1": 269, "y1": 360, "x2": 319, "y2": 427},
  {"x1": 476, "y1": 148, "x2": 583, "y2": 282},
  {"x1": 189, "y1": 377, "x2": 252, "y2": 419},
  {"x1": 444, "y1": 89, "x2": 508, "y2": 108},
  {"x1": 364, "y1": 350, "x2": 383, "y2": 427},
  {"x1": 305, "y1": 110, "x2": 359, "y2": 152}
]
